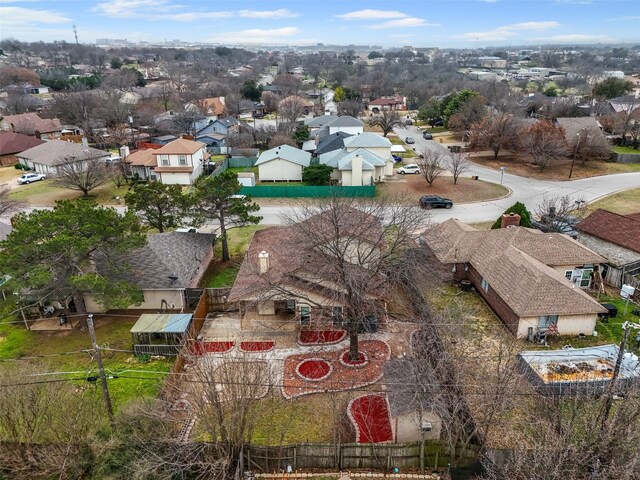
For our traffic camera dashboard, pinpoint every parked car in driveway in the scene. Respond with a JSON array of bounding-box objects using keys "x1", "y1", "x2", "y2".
[
  {"x1": 419, "y1": 195, "x2": 453, "y2": 209},
  {"x1": 397, "y1": 164, "x2": 421, "y2": 174},
  {"x1": 404, "y1": 136, "x2": 415, "y2": 144},
  {"x1": 17, "y1": 172, "x2": 46, "y2": 184}
]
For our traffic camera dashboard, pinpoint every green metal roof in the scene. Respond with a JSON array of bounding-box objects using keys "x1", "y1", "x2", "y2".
[{"x1": 130, "y1": 313, "x2": 193, "y2": 334}]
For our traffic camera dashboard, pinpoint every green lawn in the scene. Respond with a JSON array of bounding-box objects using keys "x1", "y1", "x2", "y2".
[
  {"x1": 613, "y1": 145, "x2": 640, "y2": 154},
  {"x1": 0, "y1": 312, "x2": 173, "y2": 412},
  {"x1": 227, "y1": 166, "x2": 259, "y2": 177},
  {"x1": 9, "y1": 179, "x2": 130, "y2": 206},
  {"x1": 200, "y1": 225, "x2": 269, "y2": 288}
]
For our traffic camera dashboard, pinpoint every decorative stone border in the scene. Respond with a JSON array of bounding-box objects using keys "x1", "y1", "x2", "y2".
[
  {"x1": 298, "y1": 329, "x2": 347, "y2": 346},
  {"x1": 295, "y1": 358, "x2": 333, "y2": 382},
  {"x1": 339, "y1": 350, "x2": 369, "y2": 368}
]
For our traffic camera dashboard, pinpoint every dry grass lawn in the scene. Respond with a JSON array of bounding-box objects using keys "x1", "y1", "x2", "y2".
[
  {"x1": 0, "y1": 166, "x2": 21, "y2": 184},
  {"x1": 470, "y1": 151, "x2": 640, "y2": 180},
  {"x1": 583, "y1": 188, "x2": 640, "y2": 216},
  {"x1": 9, "y1": 180, "x2": 129, "y2": 206},
  {"x1": 378, "y1": 173, "x2": 509, "y2": 204}
]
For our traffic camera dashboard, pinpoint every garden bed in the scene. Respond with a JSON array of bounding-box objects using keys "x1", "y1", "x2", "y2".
[
  {"x1": 282, "y1": 340, "x2": 390, "y2": 398},
  {"x1": 296, "y1": 358, "x2": 333, "y2": 381},
  {"x1": 191, "y1": 341, "x2": 234, "y2": 355},
  {"x1": 298, "y1": 329, "x2": 347, "y2": 345},
  {"x1": 239, "y1": 341, "x2": 275, "y2": 353},
  {"x1": 348, "y1": 394, "x2": 393, "y2": 443},
  {"x1": 339, "y1": 350, "x2": 368, "y2": 367}
]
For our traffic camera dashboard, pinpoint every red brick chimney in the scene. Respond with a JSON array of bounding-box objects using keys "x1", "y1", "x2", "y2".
[{"x1": 501, "y1": 212, "x2": 521, "y2": 228}]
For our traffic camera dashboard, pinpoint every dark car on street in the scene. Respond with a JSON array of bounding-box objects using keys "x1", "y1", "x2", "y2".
[
  {"x1": 419, "y1": 195, "x2": 453, "y2": 209},
  {"x1": 422, "y1": 131, "x2": 433, "y2": 140}
]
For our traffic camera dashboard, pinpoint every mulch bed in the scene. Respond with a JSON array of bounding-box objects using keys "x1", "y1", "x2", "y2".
[
  {"x1": 282, "y1": 340, "x2": 390, "y2": 399},
  {"x1": 239, "y1": 341, "x2": 275, "y2": 353},
  {"x1": 296, "y1": 359, "x2": 333, "y2": 381},
  {"x1": 348, "y1": 394, "x2": 393, "y2": 443},
  {"x1": 339, "y1": 350, "x2": 368, "y2": 367},
  {"x1": 298, "y1": 329, "x2": 347, "y2": 345},
  {"x1": 190, "y1": 341, "x2": 234, "y2": 355}
]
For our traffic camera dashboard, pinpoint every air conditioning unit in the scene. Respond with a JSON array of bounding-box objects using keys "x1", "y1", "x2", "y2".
[{"x1": 421, "y1": 421, "x2": 432, "y2": 432}]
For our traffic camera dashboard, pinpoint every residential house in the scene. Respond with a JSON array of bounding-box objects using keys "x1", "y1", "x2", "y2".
[
  {"x1": 607, "y1": 95, "x2": 640, "y2": 114},
  {"x1": 555, "y1": 117, "x2": 608, "y2": 148},
  {"x1": 314, "y1": 131, "x2": 353, "y2": 155},
  {"x1": 278, "y1": 95, "x2": 315, "y2": 115},
  {"x1": 17, "y1": 140, "x2": 111, "y2": 175},
  {"x1": 576, "y1": 209, "x2": 640, "y2": 288},
  {"x1": 255, "y1": 145, "x2": 311, "y2": 182},
  {"x1": 85, "y1": 231, "x2": 215, "y2": 312},
  {"x1": 186, "y1": 97, "x2": 226, "y2": 119},
  {"x1": 318, "y1": 133, "x2": 394, "y2": 185},
  {"x1": 200, "y1": 116, "x2": 239, "y2": 137},
  {"x1": 0, "y1": 131, "x2": 45, "y2": 166},
  {"x1": 125, "y1": 149, "x2": 157, "y2": 180},
  {"x1": 367, "y1": 96, "x2": 406, "y2": 113},
  {"x1": 150, "y1": 134, "x2": 177, "y2": 146},
  {"x1": 424, "y1": 219, "x2": 607, "y2": 339},
  {"x1": 326, "y1": 116, "x2": 364, "y2": 136},
  {"x1": 0, "y1": 113, "x2": 63, "y2": 139},
  {"x1": 229, "y1": 209, "x2": 388, "y2": 330},
  {"x1": 152, "y1": 137, "x2": 207, "y2": 185},
  {"x1": 23, "y1": 83, "x2": 50, "y2": 95}
]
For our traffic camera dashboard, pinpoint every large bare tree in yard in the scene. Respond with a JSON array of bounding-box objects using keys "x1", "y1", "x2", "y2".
[
  {"x1": 468, "y1": 113, "x2": 520, "y2": 159},
  {"x1": 535, "y1": 194, "x2": 587, "y2": 232},
  {"x1": 447, "y1": 152, "x2": 470, "y2": 185},
  {"x1": 275, "y1": 196, "x2": 430, "y2": 361},
  {"x1": 521, "y1": 120, "x2": 568, "y2": 171},
  {"x1": 368, "y1": 109, "x2": 403, "y2": 137},
  {"x1": 51, "y1": 156, "x2": 111, "y2": 196},
  {"x1": 417, "y1": 149, "x2": 446, "y2": 186},
  {"x1": 277, "y1": 96, "x2": 307, "y2": 134}
]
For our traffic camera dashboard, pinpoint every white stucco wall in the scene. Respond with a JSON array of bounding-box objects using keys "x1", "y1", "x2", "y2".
[
  {"x1": 340, "y1": 170, "x2": 373, "y2": 186},
  {"x1": 84, "y1": 289, "x2": 185, "y2": 313},
  {"x1": 159, "y1": 172, "x2": 193, "y2": 185},
  {"x1": 258, "y1": 158, "x2": 303, "y2": 181}
]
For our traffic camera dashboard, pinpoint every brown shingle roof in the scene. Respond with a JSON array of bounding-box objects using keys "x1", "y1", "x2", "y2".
[
  {"x1": 577, "y1": 209, "x2": 640, "y2": 254},
  {"x1": 154, "y1": 138, "x2": 205, "y2": 155},
  {"x1": 425, "y1": 219, "x2": 605, "y2": 317},
  {"x1": 1, "y1": 113, "x2": 61, "y2": 135},
  {"x1": 125, "y1": 149, "x2": 156, "y2": 167},
  {"x1": 0, "y1": 131, "x2": 45, "y2": 155},
  {"x1": 426, "y1": 219, "x2": 604, "y2": 266}
]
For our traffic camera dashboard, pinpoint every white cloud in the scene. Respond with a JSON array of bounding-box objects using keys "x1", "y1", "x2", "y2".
[
  {"x1": 0, "y1": 6, "x2": 71, "y2": 26},
  {"x1": 214, "y1": 27, "x2": 302, "y2": 45},
  {"x1": 94, "y1": 0, "x2": 178, "y2": 18},
  {"x1": 369, "y1": 17, "x2": 438, "y2": 30},
  {"x1": 239, "y1": 9, "x2": 299, "y2": 19},
  {"x1": 534, "y1": 34, "x2": 614, "y2": 43},
  {"x1": 169, "y1": 11, "x2": 233, "y2": 22},
  {"x1": 335, "y1": 9, "x2": 409, "y2": 20},
  {"x1": 456, "y1": 21, "x2": 560, "y2": 42}
]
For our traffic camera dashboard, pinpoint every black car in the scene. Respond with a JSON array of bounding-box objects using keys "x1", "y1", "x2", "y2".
[
  {"x1": 422, "y1": 131, "x2": 433, "y2": 140},
  {"x1": 419, "y1": 195, "x2": 453, "y2": 209}
]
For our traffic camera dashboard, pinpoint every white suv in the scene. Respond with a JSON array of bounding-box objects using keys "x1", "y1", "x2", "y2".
[
  {"x1": 397, "y1": 164, "x2": 421, "y2": 175},
  {"x1": 17, "y1": 172, "x2": 46, "y2": 184}
]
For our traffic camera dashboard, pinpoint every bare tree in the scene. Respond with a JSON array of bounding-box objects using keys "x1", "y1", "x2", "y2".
[
  {"x1": 261, "y1": 91, "x2": 281, "y2": 114},
  {"x1": 267, "y1": 196, "x2": 431, "y2": 360},
  {"x1": 448, "y1": 96, "x2": 487, "y2": 141},
  {"x1": 417, "y1": 149, "x2": 446, "y2": 186},
  {"x1": 171, "y1": 109, "x2": 201, "y2": 138},
  {"x1": 278, "y1": 96, "x2": 307, "y2": 134},
  {"x1": 468, "y1": 113, "x2": 520, "y2": 160},
  {"x1": 521, "y1": 121, "x2": 568, "y2": 171},
  {"x1": 87, "y1": 51, "x2": 108, "y2": 75},
  {"x1": 338, "y1": 99, "x2": 363, "y2": 117},
  {"x1": 269, "y1": 132, "x2": 297, "y2": 148},
  {"x1": 51, "y1": 157, "x2": 111, "y2": 196},
  {"x1": 273, "y1": 73, "x2": 302, "y2": 97},
  {"x1": 368, "y1": 109, "x2": 403, "y2": 137},
  {"x1": 0, "y1": 185, "x2": 24, "y2": 217},
  {"x1": 447, "y1": 152, "x2": 470, "y2": 185},
  {"x1": 535, "y1": 194, "x2": 587, "y2": 232}
]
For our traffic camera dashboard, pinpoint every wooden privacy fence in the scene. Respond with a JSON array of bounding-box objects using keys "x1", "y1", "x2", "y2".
[
  {"x1": 206, "y1": 287, "x2": 234, "y2": 312},
  {"x1": 243, "y1": 442, "x2": 477, "y2": 473}
]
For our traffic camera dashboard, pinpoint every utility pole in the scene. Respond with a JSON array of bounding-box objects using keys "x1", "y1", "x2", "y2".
[{"x1": 87, "y1": 313, "x2": 115, "y2": 426}]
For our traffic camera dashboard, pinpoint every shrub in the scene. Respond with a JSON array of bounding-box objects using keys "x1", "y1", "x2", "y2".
[
  {"x1": 491, "y1": 201, "x2": 533, "y2": 229},
  {"x1": 302, "y1": 164, "x2": 333, "y2": 186}
]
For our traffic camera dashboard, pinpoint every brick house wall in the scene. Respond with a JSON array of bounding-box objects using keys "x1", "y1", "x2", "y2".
[{"x1": 465, "y1": 264, "x2": 520, "y2": 336}]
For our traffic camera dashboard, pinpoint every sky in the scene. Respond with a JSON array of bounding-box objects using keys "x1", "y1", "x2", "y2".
[{"x1": 0, "y1": 0, "x2": 639, "y2": 48}]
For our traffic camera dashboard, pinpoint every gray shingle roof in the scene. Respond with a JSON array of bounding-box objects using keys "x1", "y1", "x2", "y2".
[
  {"x1": 304, "y1": 115, "x2": 338, "y2": 128},
  {"x1": 97, "y1": 232, "x2": 215, "y2": 289},
  {"x1": 315, "y1": 131, "x2": 352, "y2": 155},
  {"x1": 328, "y1": 116, "x2": 364, "y2": 128},
  {"x1": 319, "y1": 148, "x2": 386, "y2": 171},
  {"x1": 255, "y1": 145, "x2": 311, "y2": 167},
  {"x1": 17, "y1": 140, "x2": 110, "y2": 167},
  {"x1": 343, "y1": 132, "x2": 392, "y2": 148}
]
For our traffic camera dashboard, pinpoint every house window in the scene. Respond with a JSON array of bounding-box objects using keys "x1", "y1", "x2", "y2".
[
  {"x1": 299, "y1": 305, "x2": 311, "y2": 325},
  {"x1": 565, "y1": 270, "x2": 573, "y2": 280},
  {"x1": 332, "y1": 306, "x2": 343, "y2": 326},
  {"x1": 538, "y1": 315, "x2": 558, "y2": 330},
  {"x1": 160, "y1": 155, "x2": 169, "y2": 166},
  {"x1": 480, "y1": 277, "x2": 489, "y2": 292},
  {"x1": 178, "y1": 154, "x2": 187, "y2": 165},
  {"x1": 569, "y1": 268, "x2": 593, "y2": 288}
]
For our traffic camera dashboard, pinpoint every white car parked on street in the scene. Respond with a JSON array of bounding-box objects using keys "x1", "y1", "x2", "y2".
[{"x1": 397, "y1": 164, "x2": 421, "y2": 175}]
